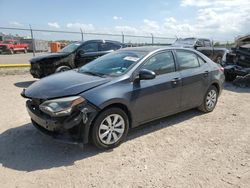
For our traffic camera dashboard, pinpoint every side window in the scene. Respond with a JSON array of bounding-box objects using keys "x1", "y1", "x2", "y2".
[
  {"x1": 176, "y1": 51, "x2": 200, "y2": 70},
  {"x1": 141, "y1": 51, "x2": 175, "y2": 75},
  {"x1": 99, "y1": 42, "x2": 121, "y2": 51},
  {"x1": 197, "y1": 56, "x2": 206, "y2": 65},
  {"x1": 196, "y1": 40, "x2": 203, "y2": 47},
  {"x1": 204, "y1": 40, "x2": 212, "y2": 47},
  {"x1": 80, "y1": 43, "x2": 98, "y2": 53}
]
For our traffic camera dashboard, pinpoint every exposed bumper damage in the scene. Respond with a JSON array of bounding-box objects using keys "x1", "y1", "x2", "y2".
[{"x1": 26, "y1": 99, "x2": 99, "y2": 144}]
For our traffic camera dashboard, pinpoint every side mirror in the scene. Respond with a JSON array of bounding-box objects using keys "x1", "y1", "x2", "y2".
[
  {"x1": 138, "y1": 69, "x2": 156, "y2": 80},
  {"x1": 77, "y1": 49, "x2": 85, "y2": 56}
]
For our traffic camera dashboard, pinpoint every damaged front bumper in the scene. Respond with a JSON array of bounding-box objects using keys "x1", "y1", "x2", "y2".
[{"x1": 26, "y1": 99, "x2": 99, "y2": 144}]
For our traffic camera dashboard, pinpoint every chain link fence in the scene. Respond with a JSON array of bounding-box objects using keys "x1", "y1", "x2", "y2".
[{"x1": 0, "y1": 26, "x2": 176, "y2": 56}]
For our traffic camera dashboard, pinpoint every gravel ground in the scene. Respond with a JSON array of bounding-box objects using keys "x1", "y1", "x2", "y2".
[{"x1": 0, "y1": 74, "x2": 249, "y2": 188}]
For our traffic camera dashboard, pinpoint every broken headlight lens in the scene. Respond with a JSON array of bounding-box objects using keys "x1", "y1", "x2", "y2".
[{"x1": 39, "y1": 96, "x2": 85, "y2": 117}]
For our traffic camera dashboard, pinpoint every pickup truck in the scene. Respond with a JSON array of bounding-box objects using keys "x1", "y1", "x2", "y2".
[
  {"x1": 173, "y1": 37, "x2": 230, "y2": 65},
  {"x1": 0, "y1": 40, "x2": 29, "y2": 54},
  {"x1": 173, "y1": 37, "x2": 212, "y2": 49}
]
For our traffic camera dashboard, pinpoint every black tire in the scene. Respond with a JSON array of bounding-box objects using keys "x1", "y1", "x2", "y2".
[
  {"x1": 198, "y1": 85, "x2": 218, "y2": 113},
  {"x1": 91, "y1": 107, "x2": 129, "y2": 149},
  {"x1": 9, "y1": 49, "x2": 14, "y2": 55},
  {"x1": 225, "y1": 72, "x2": 236, "y2": 82},
  {"x1": 55, "y1": 66, "x2": 71, "y2": 73}
]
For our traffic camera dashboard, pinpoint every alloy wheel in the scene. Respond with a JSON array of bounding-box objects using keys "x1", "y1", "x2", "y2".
[
  {"x1": 206, "y1": 90, "x2": 217, "y2": 110},
  {"x1": 98, "y1": 114, "x2": 125, "y2": 145}
]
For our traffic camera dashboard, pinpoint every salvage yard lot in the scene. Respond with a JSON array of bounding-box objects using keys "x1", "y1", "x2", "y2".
[{"x1": 0, "y1": 73, "x2": 250, "y2": 188}]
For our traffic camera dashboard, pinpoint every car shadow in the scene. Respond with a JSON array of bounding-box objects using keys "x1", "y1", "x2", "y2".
[
  {"x1": 223, "y1": 82, "x2": 250, "y2": 93},
  {"x1": 14, "y1": 81, "x2": 36, "y2": 88},
  {"x1": 0, "y1": 109, "x2": 202, "y2": 172}
]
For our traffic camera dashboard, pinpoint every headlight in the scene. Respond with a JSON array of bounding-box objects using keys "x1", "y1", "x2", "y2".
[{"x1": 39, "y1": 96, "x2": 85, "y2": 117}]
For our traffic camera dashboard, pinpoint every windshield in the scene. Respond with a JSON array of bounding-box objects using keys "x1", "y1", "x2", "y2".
[
  {"x1": 79, "y1": 50, "x2": 148, "y2": 77},
  {"x1": 60, "y1": 42, "x2": 81, "y2": 53},
  {"x1": 174, "y1": 38, "x2": 196, "y2": 45}
]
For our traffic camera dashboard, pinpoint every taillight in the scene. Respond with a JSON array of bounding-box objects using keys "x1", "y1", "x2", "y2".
[{"x1": 219, "y1": 67, "x2": 224, "y2": 73}]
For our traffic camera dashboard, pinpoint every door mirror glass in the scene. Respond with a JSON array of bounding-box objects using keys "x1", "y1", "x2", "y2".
[{"x1": 138, "y1": 69, "x2": 156, "y2": 80}]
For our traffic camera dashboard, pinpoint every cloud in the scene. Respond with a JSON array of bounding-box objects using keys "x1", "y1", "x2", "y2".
[
  {"x1": 179, "y1": 0, "x2": 250, "y2": 39},
  {"x1": 48, "y1": 22, "x2": 60, "y2": 29},
  {"x1": 66, "y1": 22, "x2": 95, "y2": 31},
  {"x1": 9, "y1": 21, "x2": 23, "y2": 27},
  {"x1": 143, "y1": 19, "x2": 160, "y2": 31},
  {"x1": 113, "y1": 16, "x2": 123, "y2": 20}
]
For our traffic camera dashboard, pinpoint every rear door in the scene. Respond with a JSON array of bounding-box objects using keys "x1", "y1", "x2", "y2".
[{"x1": 175, "y1": 50, "x2": 210, "y2": 109}]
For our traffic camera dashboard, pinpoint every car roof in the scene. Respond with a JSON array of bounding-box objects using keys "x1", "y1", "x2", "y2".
[
  {"x1": 120, "y1": 46, "x2": 198, "y2": 53},
  {"x1": 74, "y1": 40, "x2": 123, "y2": 45}
]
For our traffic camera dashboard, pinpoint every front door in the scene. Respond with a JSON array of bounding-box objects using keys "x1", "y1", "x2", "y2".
[
  {"x1": 75, "y1": 42, "x2": 102, "y2": 67},
  {"x1": 131, "y1": 51, "x2": 182, "y2": 124}
]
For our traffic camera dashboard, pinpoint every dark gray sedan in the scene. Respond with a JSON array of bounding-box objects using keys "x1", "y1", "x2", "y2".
[{"x1": 22, "y1": 46, "x2": 225, "y2": 149}]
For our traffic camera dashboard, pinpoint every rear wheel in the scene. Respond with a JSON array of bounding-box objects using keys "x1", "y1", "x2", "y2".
[
  {"x1": 198, "y1": 85, "x2": 218, "y2": 113},
  {"x1": 91, "y1": 108, "x2": 129, "y2": 149}
]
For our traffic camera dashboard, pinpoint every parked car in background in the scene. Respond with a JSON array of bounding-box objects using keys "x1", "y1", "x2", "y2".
[
  {"x1": 0, "y1": 40, "x2": 29, "y2": 54},
  {"x1": 224, "y1": 34, "x2": 250, "y2": 81},
  {"x1": 29, "y1": 40, "x2": 124, "y2": 78},
  {"x1": 22, "y1": 46, "x2": 225, "y2": 149},
  {"x1": 173, "y1": 37, "x2": 212, "y2": 49}
]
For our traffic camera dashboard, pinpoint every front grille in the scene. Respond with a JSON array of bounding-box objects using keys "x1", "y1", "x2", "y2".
[
  {"x1": 0, "y1": 46, "x2": 7, "y2": 50},
  {"x1": 30, "y1": 61, "x2": 56, "y2": 77},
  {"x1": 31, "y1": 63, "x2": 40, "y2": 69}
]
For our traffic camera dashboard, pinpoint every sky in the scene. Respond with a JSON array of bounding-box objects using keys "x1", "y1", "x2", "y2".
[{"x1": 0, "y1": 0, "x2": 250, "y2": 42}]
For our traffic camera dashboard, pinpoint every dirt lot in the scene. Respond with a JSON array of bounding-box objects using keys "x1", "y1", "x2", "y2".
[{"x1": 0, "y1": 74, "x2": 249, "y2": 188}]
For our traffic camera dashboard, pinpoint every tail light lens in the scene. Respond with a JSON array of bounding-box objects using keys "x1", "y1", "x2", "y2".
[{"x1": 219, "y1": 67, "x2": 224, "y2": 73}]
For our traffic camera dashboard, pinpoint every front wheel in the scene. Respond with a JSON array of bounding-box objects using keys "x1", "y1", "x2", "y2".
[
  {"x1": 9, "y1": 49, "x2": 14, "y2": 54},
  {"x1": 198, "y1": 85, "x2": 218, "y2": 113},
  {"x1": 91, "y1": 108, "x2": 129, "y2": 149},
  {"x1": 55, "y1": 66, "x2": 71, "y2": 73}
]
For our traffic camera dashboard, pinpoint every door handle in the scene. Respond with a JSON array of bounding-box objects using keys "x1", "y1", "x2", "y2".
[{"x1": 171, "y1": 77, "x2": 181, "y2": 85}]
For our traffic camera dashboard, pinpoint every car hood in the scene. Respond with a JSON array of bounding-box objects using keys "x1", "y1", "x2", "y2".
[
  {"x1": 23, "y1": 70, "x2": 111, "y2": 99},
  {"x1": 30, "y1": 52, "x2": 70, "y2": 63}
]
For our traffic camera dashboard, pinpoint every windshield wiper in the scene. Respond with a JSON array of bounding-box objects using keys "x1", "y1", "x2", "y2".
[{"x1": 80, "y1": 71, "x2": 107, "y2": 77}]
